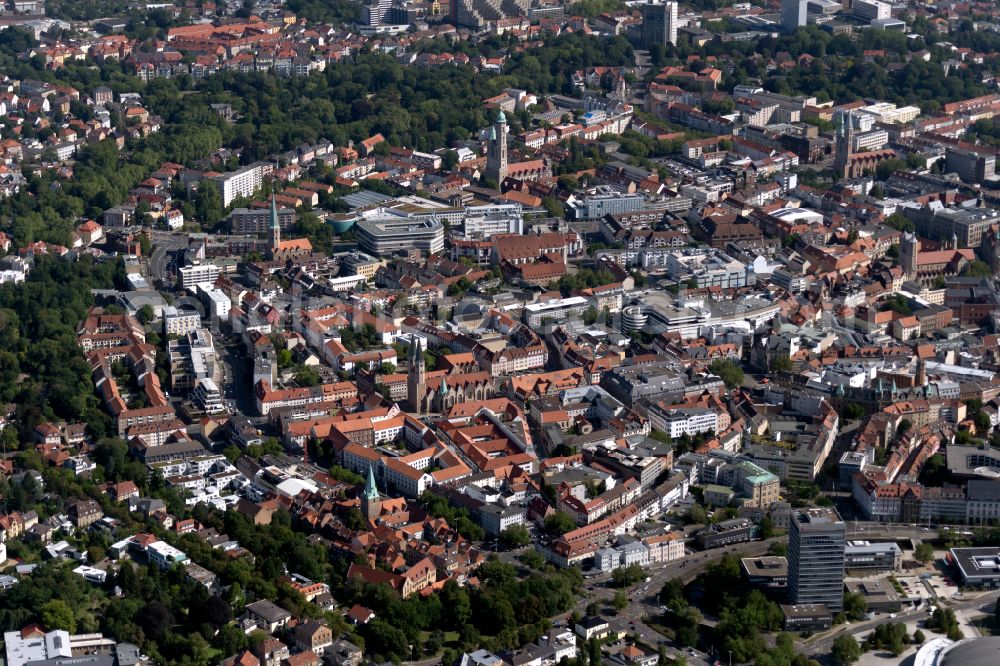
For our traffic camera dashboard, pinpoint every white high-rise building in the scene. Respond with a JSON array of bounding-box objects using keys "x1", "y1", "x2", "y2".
[
  {"x1": 853, "y1": 0, "x2": 890, "y2": 22},
  {"x1": 779, "y1": 0, "x2": 809, "y2": 32},
  {"x1": 209, "y1": 163, "x2": 268, "y2": 207}
]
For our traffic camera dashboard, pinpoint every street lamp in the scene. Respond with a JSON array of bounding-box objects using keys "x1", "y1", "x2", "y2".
[{"x1": 728, "y1": 650, "x2": 732, "y2": 666}]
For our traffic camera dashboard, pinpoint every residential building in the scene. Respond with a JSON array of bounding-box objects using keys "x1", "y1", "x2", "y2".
[
  {"x1": 210, "y1": 163, "x2": 268, "y2": 207},
  {"x1": 162, "y1": 306, "x2": 201, "y2": 336},
  {"x1": 228, "y1": 207, "x2": 296, "y2": 234},
  {"x1": 144, "y1": 540, "x2": 188, "y2": 570},
  {"x1": 245, "y1": 600, "x2": 293, "y2": 633}
]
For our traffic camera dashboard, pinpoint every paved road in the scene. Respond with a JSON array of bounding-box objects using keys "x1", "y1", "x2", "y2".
[
  {"x1": 399, "y1": 524, "x2": 961, "y2": 666},
  {"x1": 148, "y1": 231, "x2": 188, "y2": 284},
  {"x1": 217, "y1": 338, "x2": 262, "y2": 421},
  {"x1": 803, "y1": 591, "x2": 1000, "y2": 657},
  {"x1": 557, "y1": 524, "x2": 952, "y2": 657},
  {"x1": 551, "y1": 539, "x2": 786, "y2": 666}
]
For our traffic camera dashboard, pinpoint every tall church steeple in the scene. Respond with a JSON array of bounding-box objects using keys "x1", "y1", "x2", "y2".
[
  {"x1": 407, "y1": 338, "x2": 427, "y2": 413},
  {"x1": 900, "y1": 231, "x2": 918, "y2": 280},
  {"x1": 485, "y1": 109, "x2": 509, "y2": 185},
  {"x1": 834, "y1": 110, "x2": 854, "y2": 180},
  {"x1": 268, "y1": 190, "x2": 281, "y2": 252},
  {"x1": 361, "y1": 465, "x2": 381, "y2": 522}
]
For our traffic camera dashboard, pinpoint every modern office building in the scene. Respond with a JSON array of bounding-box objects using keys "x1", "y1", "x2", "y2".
[
  {"x1": 902, "y1": 203, "x2": 1000, "y2": 249},
  {"x1": 788, "y1": 507, "x2": 846, "y2": 612},
  {"x1": 641, "y1": 1, "x2": 678, "y2": 47},
  {"x1": 522, "y1": 296, "x2": 590, "y2": 327},
  {"x1": 844, "y1": 540, "x2": 902, "y2": 573},
  {"x1": 663, "y1": 248, "x2": 748, "y2": 290},
  {"x1": 945, "y1": 148, "x2": 997, "y2": 186},
  {"x1": 461, "y1": 204, "x2": 524, "y2": 239},
  {"x1": 357, "y1": 218, "x2": 445, "y2": 257},
  {"x1": 363, "y1": 0, "x2": 392, "y2": 25},
  {"x1": 567, "y1": 191, "x2": 645, "y2": 220},
  {"x1": 950, "y1": 547, "x2": 1000, "y2": 588},
  {"x1": 779, "y1": 0, "x2": 808, "y2": 32},
  {"x1": 178, "y1": 262, "x2": 221, "y2": 290},
  {"x1": 741, "y1": 556, "x2": 789, "y2": 590},
  {"x1": 852, "y1": 0, "x2": 890, "y2": 22}
]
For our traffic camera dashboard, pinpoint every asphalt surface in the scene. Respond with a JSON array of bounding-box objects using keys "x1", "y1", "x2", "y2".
[
  {"x1": 803, "y1": 590, "x2": 1000, "y2": 658},
  {"x1": 463, "y1": 524, "x2": 961, "y2": 666},
  {"x1": 148, "y1": 231, "x2": 188, "y2": 284},
  {"x1": 217, "y1": 338, "x2": 258, "y2": 418}
]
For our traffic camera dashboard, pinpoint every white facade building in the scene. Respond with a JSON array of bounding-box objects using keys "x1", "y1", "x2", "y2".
[
  {"x1": 162, "y1": 305, "x2": 201, "y2": 336},
  {"x1": 178, "y1": 262, "x2": 221, "y2": 290},
  {"x1": 209, "y1": 163, "x2": 267, "y2": 207},
  {"x1": 647, "y1": 405, "x2": 719, "y2": 438}
]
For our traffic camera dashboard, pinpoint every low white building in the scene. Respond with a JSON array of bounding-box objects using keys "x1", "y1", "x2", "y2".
[
  {"x1": 146, "y1": 541, "x2": 189, "y2": 570},
  {"x1": 647, "y1": 405, "x2": 719, "y2": 438}
]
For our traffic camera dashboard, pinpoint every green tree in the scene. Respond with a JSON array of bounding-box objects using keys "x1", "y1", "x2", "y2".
[
  {"x1": 499, "y1": 524, "x2": 531, "y2": 547},
  {"x1": 759, "y1": 516, "x2": 775, "y2": 539},
  {"x1": 612, "y1": 590, "x2": 628, "y2": 611},
  {"x1": 843, "y1": 403, "x2": 865, "y2": 421},
  {"x1": 40, "y1": 599, "x2": 77, "y2": 633},
  {"x1": 831, "y1": 635, "x2": 861, "y2": 666},
  {"x1": 914, "y1": 542, "x2": 935, "y2": 564},
  {"x1": 544, "y1": 512, "x2": 576, "y2": 536},
  {"x1": 770, "y1": 355, "x2": 793, "y2": 372},
  {"x1": 195, "y1": 183, "x2": 224, "y2": 226},
  {"x1": 294, "y1": 365, "x2": 320, "y2": 387},
  {"x1": 975, "y1": 411, "x2": 992, "y2": 434},
  {"x1": 542, "y1": 197, "x2": 564, "y2": 218},
  {"x1": 136, "y1": 304, "x2": 154, "y2": 325},
  {"x1": 885, "y1": 213, "x2": 914, "y2": 232},
  {"x1": 611, "y1": 564, "x2": 645, "y2": 588},
  {"x1": 843, "y1": 591, "x2": 867, "y2": 621},
  {"x1": 964, "y1": 260, "x2": 992, "y2": 278},
  {"x1": 708, "y1": 358, "x2": 744, "y2": 389}
]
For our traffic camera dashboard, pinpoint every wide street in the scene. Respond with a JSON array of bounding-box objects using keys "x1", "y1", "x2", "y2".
[
  {"x1": 148, "y1": 230, "x2": 188, "y2": 284},
  {"x1": 535, "y1": 523, "x2": 962, "y2": 666},
  {"x1": 803, "y1": 591, "x2": 1000, "y2": 658}
]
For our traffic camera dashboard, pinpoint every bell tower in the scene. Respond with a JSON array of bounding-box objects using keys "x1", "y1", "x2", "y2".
[
  {"x1": 407, "y1": 338, "x2": 427, "y2": 413},
  {"x1": 485, "y1": 109, "x2": 509, "y2": 185},
  {"x1": 900, "y1": 232, "x2": 919, "y2": 280},
  {"x1": 361, "y1": 465, "x2": 381, "y2": 522},
  {"x1": 834, "y1": 110, "x2": 854, "y2": 180},
  {"x1": 268, "y1": 191, "x2": 281, "y2": 255}
]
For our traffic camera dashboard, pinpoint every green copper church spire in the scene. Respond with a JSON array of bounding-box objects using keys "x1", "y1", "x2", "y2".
[{"x1": 364, "y1": 464, "x2": 379, "y2": 501}]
